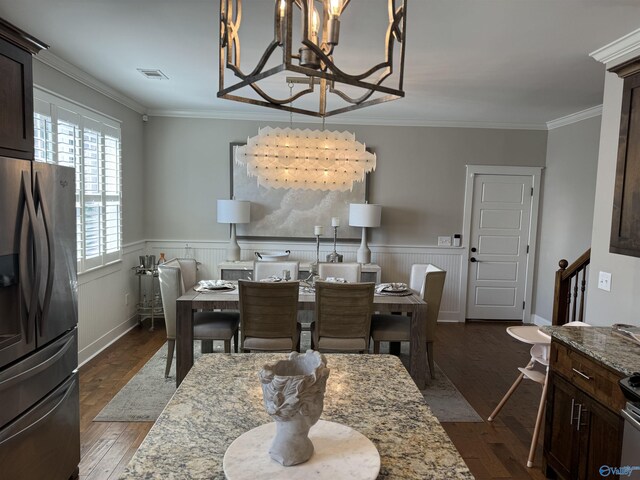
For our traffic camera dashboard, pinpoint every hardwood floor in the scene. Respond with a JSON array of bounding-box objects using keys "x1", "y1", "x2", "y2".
[{"x1": 78, "y1": 321, "x2": 548, "y2": 479}]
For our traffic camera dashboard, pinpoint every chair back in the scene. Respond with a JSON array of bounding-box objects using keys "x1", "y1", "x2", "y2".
[
  {"x1": 314, "y1": 282, "x2": 375, "y2": 350},
  {"x1": 318, "y1": 262, "x2": 362, "y2": 283},
  {"x1": 409, "y1": 264, "x2": 446, "y2": 342},
  {"x1": 238, "y1": 280, "x2": 300, "y2": 349},
  {"x1": 158, "y1": 258, "x2": 198, "y2": 339},
  {"x1": 253, "y1": 261, "x2": 300, "y2": 280}
]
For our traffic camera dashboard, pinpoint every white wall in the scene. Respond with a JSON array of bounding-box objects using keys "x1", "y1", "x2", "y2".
[
  {"x1": 33, "y1": 60, "x2": 147, "y2": 362},
  {"x1": 586, "y1": 68, "x2": 640, "y2": 327},
  {"x1": 532, "y1": 116, "x2": 601, "y2": 324}
]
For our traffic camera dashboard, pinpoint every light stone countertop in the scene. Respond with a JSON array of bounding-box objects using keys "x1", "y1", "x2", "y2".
[
  {"x1": 121, "y1": 353, "x2": 473, "y2": 480},
  {"x1": 541, "y1": 326, "x2": 640, "y2": 376}
]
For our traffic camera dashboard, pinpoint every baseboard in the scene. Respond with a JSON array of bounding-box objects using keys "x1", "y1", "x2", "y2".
[
  {"x1": 531, "y1": 314, "x2": 551, "y2": 326},
  {"x1": 78, "y1": 315, "x2": 140, "y2": 367}
]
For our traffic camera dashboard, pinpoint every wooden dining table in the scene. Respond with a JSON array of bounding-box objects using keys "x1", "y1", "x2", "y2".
[{"x1": 175, "y1": 285, "x2": 428, "y2": 388}]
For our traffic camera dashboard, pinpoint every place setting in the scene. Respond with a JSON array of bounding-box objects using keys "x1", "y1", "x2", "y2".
[
  {"x1": 375, "y1": 282, "x2": 413, "y2": 296},
  {"x1": 194, "y1": 280, "x2": 236, "y2": 292}
]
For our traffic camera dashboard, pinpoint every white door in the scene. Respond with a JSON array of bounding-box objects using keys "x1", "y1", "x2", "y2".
[{"x1": 466, "y1": 173, "x2": 534, "y2": 320}]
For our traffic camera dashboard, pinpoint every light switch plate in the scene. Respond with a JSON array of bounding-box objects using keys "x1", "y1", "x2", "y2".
[
  {"x1": 438, "y1": 236, "x2": 452, "y2": 246},
  {"x1": 598, "y1": 271, "x2": 612, "y2": 292}
]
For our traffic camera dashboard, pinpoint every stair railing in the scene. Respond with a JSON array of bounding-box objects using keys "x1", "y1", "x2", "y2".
[{"x1": 552, "y1": 248, "x2": 591, "y2": 326}]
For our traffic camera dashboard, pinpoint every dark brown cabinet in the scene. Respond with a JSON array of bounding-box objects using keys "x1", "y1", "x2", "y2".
[
  {"x1": 544, "y1": 342, "x2": 625, "y2": 480},
  {"x1": 610, "y1": 58, "x2": 640, "y2": 257},
  {"x1": 0, "y1": 18, "x2": 47, "y2": 160}
]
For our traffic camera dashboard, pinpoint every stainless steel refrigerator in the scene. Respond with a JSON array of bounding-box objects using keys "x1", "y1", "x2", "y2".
[{"x1": 0, "y1": 156, "x2": 80, "y2": 479}]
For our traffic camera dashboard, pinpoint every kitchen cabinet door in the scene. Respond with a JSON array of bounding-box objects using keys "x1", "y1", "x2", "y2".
[{"x1": 545, "y1": 373, "x2": 580, "y2": 479}]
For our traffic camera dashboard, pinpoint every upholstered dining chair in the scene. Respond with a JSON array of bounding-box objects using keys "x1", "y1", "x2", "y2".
[
  {"x1": 238, "y1": 280, "x2": 301, "y2": 352},
  {"x1": 311, "y1": 281, "x2": 375, "y2": 353},
  {"x1": 158, "y1": 258, "x2": 240, "y2": 378},
  {"x1": 370, "y1": 264, "x2": 446, "y2": 379},
  {"x1": 253, "y1": 261, "x2": 300, "y2": 281},
  {"x1": 317, "y1": 262, "x2": 362, "y2": 283}
]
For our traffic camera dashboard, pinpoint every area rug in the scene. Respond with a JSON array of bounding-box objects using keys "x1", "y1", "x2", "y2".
[{"x1": 94, "y1": 334, "x2": 482, "y2": 423}]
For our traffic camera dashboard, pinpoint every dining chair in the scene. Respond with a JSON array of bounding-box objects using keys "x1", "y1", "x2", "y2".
[
  {"x1": 488, "y1": 321, "x2": 591, "y2": 468},
  {"x1": 311, "y1": 281, "x2": 375, "y2": 353},
  {"x1": 370, "y1": 264, "x2": 446, "y2": 379},
  {"x1": 317, "y1": 262, "x2": 362, "y2": 283},
  {"x1": 158, "y1": 258, "x2": 240, "y2": 378},
  {"x1": 253, "y1": 261, "x2": 300, "y2": 281},
  {"x1": 238, "y1": 280, "x2": 301, "y2": 352}
]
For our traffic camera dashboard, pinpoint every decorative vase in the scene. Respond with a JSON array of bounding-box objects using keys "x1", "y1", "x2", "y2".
[{"x1": 259, "y1": 350, "x2": 330, "y2": 466}]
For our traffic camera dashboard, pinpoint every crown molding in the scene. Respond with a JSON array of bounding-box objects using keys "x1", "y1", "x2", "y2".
[
  {"x1": 546, "y1": 105, "x2": 603, "y2": 130},
  {"x1": 590, "y1": 28, "x2": 640, "y2": 65},
  {"x1": 147, "y1": 108, "x2": 548, "y2": 130},
  {"x1": 35, "y1": 51, "x2": 147, "y2": 114}
]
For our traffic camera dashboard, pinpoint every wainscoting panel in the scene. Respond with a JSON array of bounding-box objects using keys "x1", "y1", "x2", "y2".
[
  {"x1": 77, "y1": 241, "x2": 146, "y2": 365},
  {"x1": 147, "y1": 240, "x2": 465, "y2": 322}
]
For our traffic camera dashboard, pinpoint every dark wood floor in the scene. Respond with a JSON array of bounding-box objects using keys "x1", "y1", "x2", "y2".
[{"x1": 78, "y1": 321, "x2": 548, "y2": 479}]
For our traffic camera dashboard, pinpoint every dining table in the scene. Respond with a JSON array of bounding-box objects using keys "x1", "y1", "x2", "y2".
[{"x1": 175, "y1": 283, "x2": 428, "y2": 389}]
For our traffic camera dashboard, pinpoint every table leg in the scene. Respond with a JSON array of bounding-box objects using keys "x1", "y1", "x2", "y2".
[
  {"x1": 409, "y1": 303, "x2": 427, "y2": 390},
  {"x1": 389, "y1": 342, "x2": 401, "y2": 355},
  {"x1": 176, "y1": 300, "x2": 194, "y2": 387}
]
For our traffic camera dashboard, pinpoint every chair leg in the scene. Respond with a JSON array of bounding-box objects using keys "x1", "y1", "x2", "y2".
[
  {"x1": 234, "y1": 332, "x2": 239, "y2": 353},
  {"x1": 426, "y1": 341, "x2": 435, "y2": 379},
  {"x1": 488, "y1": 372, "x2": 525, "y2": 421},
  {"x1": 165, "y1": 339, "x2": 175, "y2": 379},
  {"x1": 373, "y1": 341, "x2": 380, "y2": 354},
  {"x1": 201, "y1": 340, "x2": 214, "y2": 353},
  {"x1": 224, "y1": 339, "x2": 231, "y2": 353},
  {"x1": 527, "y1": 371, "x2": 549, "y2": 468}
]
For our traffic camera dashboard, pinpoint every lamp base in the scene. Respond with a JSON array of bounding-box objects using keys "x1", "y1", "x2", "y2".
[
  {"x1": 227, "y1": 224, "x2": 241, "y2": 261},
  {"x1": 356, "y1": 227, "x2": 371, "y2": 264}
]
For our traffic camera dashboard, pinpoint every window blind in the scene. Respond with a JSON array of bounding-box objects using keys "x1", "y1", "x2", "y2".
[{"x1": 33, "y1": 89, "x2": 122, "y2": 273}]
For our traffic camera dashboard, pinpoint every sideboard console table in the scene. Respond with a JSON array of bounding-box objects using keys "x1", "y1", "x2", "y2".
[{"x1": 218, "y1": 261, "x2": 382, "y2": 283}]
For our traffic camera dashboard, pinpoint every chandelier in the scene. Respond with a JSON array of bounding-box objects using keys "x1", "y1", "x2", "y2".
[
  {"x1": 235, "y1": 127, "x2": 375, "y2": 191},
  {"x1": 218, "y1": 0, "x2": 408, "y2": 118}
]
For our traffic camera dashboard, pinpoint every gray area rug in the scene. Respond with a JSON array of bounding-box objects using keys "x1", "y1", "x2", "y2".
[{"x1": 94, "y1": 333, "x2": 482, "y2": 423}]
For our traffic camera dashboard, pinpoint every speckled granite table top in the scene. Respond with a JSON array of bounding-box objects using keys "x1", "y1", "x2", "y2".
[
  {"x1": 541, "y1": 326, "x2": 640, "y2": 376},
  {"x1": 121, "y1": 354, "x2": 473, "y2": 480}
]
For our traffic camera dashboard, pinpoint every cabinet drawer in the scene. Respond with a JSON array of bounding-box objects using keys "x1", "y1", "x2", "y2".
[{"x1": 551, "y1": 341, "x2": 625, "y2": 413}]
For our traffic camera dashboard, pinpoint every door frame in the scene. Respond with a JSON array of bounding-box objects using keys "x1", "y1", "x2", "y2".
[{"x1": 461, "y1": 165, "x2": 543, "y2": 323}]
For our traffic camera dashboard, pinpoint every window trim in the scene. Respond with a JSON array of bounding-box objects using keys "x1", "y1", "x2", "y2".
[{"x1": 33, "y1": 87, "x2": 123, "y2": 273}]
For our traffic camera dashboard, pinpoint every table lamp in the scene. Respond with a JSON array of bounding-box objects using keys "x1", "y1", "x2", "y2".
[
  {"x1": 217, "y1": 199, "x2": 250, "y2": 261},
  {"x1": 349, "y1": 203, "x2": 381, "y2": 264}
]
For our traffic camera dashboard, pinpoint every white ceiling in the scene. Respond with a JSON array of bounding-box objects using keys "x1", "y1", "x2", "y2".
[{"x1": 1, "y1": 0, "x2": 639, "y2": 128}]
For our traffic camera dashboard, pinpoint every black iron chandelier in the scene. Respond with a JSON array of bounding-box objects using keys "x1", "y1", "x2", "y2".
[{"x1": 218, "y1": 0, "x2": 408, "y2": 118}]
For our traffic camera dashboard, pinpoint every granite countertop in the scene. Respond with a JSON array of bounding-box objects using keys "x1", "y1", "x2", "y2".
[
  {"x1": 121, "y1": 354, "x2": 473, "y2": 480},
  {"x1": 541, "y1": 325, "x2": 640, "y2": 376}
]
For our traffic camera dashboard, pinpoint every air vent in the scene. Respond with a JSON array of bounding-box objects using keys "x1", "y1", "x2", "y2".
[{"x1": 137, "y1": 69, "x2": 169, "y2": 80}]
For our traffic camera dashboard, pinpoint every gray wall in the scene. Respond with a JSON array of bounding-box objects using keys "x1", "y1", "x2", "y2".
[
  {"x1": 33, "y1": 61, "x2": 146, "y2": 244},
  {"x1": 144, "y1": 117, "x2": 547, "y2": 246},
  {"x1": 586, "y1": 69, "x2": 640, "y2": 327},
  {"x1": 532, "y1": 116, "x2": 600, "y2": 323}
]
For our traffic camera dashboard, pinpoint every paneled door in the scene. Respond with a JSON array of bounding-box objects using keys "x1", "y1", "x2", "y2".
[{"x1": 466, "y1": 171, "x2": 537, "y2": 320}]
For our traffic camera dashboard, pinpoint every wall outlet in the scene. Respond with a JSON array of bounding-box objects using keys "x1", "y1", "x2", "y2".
[
  {"x1": 125, "y1": 293, "x2": 130, "y2": 306},
  {"x1": 438, "y1": 236, "x2": 452, "y2": 246},
  {"x1": 597, "y1": 271, "x2": 612, "y2": 292}
]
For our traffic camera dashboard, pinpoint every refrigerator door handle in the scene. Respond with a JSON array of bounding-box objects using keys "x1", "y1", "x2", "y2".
[
  {"x1": 20, "y1": 171, "x2": 42, "y2": 340},
  {"x1": 34, "y1": 172, "x2": 55, "y2": 328}
]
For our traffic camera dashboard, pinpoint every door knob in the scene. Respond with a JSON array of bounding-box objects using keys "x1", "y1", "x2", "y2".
[{"x1": 470, "y1": 257, "x2": 477, "y2": 263}]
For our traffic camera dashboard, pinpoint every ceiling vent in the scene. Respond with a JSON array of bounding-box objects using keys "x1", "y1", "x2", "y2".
[{"x1": 137, "y1": 69, "x2": 168, "y2": 80}]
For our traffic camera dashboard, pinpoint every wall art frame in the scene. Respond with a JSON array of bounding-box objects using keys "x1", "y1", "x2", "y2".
[{"x1": 229, "y1": 142, "x2": 370, "y2": 241}]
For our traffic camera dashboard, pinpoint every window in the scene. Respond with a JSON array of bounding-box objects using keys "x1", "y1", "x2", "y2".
[{"x1": 33, "y1": 89, "x2": 122, "y2": 273}]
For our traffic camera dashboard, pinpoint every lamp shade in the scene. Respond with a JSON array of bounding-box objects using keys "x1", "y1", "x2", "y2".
[
  {"x1": 217, "y1": 199, "x2": 250, "y2": 224},
  {"x1": 349, "y1": 204, "x2": 381, "y2": 228}
]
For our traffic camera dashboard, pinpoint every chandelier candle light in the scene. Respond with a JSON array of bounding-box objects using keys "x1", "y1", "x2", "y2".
[{"x1": 235, "y1": 127, "x2": 375, "y2": 192}]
